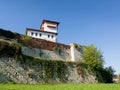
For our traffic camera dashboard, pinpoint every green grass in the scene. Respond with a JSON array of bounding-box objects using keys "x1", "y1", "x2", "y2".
[{"x1": 0, "y1": 83, "x2": 120, "y2": 90}]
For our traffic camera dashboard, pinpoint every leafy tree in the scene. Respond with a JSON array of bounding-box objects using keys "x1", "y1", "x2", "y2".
[
  {"x1": 82, "y1": 45, "x2": 104, "y2": 72},
  {"x1": 104, "y1": 66, "x2": 115, "y2": 83},
  {"x1": 81, "y1": 45, "x2": 114, "y2": 83}
]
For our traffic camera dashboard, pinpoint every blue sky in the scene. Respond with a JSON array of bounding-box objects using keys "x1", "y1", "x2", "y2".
[{"x1": 0, "y1": 0, "x2": 120, "y2": 74}]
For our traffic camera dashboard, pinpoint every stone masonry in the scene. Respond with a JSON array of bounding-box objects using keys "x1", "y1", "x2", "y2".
[{"x1": 0, "y1": 57, "x2": 97, "y2": 84}]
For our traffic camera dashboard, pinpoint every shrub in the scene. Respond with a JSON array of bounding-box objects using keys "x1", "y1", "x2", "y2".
[
  {"x1": 20, "y1": 35, "x2": 32, "y2": 43},
  {"x1": 81, "y1": 45, "x2": 114, "y2": 83},
  {"x1": 0, "y1": 40, "x2": 21, "y2": 57},
  {"x1": 0, "y1": 28, "x2": 15, "y2": 38},
  {"x1": 73, "y1": 43, "x2": 81, "y2": 51}
]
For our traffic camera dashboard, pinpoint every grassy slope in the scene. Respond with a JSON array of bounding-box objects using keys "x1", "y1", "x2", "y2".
[{"x1": 0, "y1": 84, "x2": 120, "y2": 90}]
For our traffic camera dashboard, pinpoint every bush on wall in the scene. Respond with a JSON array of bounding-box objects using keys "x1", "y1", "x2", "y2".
[
  {"x1": 53, "y1": 45, "x2": 63, "y2": 54},
  {"x1": 0, "y1": 29, "x2": 15, "y2": 38},
  {"x1": 20, "y1": 35, "x2": 32, "y2": 43},
  {"x1": 0, "y1": 40, "x2": 21, "y2": 57}
]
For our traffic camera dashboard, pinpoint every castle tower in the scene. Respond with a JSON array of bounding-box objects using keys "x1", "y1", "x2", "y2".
[
  {"x1": 40, "y1": 20, "x2": 59, "y2": 33},
  {"x1": 26, "y1": 20, "x2": 59, "y2": 42}
]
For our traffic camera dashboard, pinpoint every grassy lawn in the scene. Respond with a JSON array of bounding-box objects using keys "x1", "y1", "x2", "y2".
[{"x1": 0, "y1": 83, "x2": 120, "y2": 90}]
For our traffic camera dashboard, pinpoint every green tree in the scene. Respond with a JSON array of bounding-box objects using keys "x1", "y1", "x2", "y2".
[
  {"x1": 82, "y1": 45, "x2": 104, "y2": 72},
  {"x1": 103, "y1": 66, "x2": 115, "y2": 83},
  {"x1": 82, "y1": 45, "x2": 114, "y2": 83}
]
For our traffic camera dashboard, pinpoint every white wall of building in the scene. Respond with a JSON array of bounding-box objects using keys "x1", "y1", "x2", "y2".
[
  {"x1": 43, "y1": 22, "x2": 57, "y2": 33},
  {"x1": 27, "y1": 30, "x2": 57, "y2": 42}
]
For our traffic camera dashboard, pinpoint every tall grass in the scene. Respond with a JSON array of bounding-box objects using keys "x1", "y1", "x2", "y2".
[{"x1": 0, "y1": 83, "x2": 120, "y2": 90}]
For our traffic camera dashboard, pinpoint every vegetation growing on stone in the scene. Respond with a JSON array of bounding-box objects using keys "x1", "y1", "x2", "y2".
[
  {"x1": 0, "y1": 29, "x2": 115, "y2": 83},
  {"x1": 73, "y1": 43, "x2": 81, "y2": 51},
  {"x1": 20, "y1": 35, "x2": 32, "y2": 43},
  {"x1": 0, "y1": 39, "x2": 114, "y2": 83},
  {"x1": 53, "y1": 45, "x2": 63, "y2": 54},
  {"x1": 0, "y1": 40, "x2": 21, "y2": 57},
  {"x1": 16, "y1": 55, "x2": 74, "y2": 83}
]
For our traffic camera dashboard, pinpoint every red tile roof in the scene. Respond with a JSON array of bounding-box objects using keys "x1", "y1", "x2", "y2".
[
  {"x1": 40, "y1": 20, "x2": 59, "y2": 30},
  {"x1": 42, "y1": 20, "x2": 60, "y2": 25}
]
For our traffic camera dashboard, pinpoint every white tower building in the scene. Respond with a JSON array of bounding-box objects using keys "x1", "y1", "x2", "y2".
[{"x1": 26, "y1": 20, "x2": 59, "y2": 42}]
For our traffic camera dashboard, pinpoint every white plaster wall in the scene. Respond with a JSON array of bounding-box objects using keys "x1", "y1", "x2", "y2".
[
  {"x1": 27, "y1": 30, "x2": 57, "y2": 42},
  {"x1": 44, "y1": 22, "x2": 57, "y2": 33},
  {"x1": 22, "y1": 46, "x2": 70, "y2": 61},
  {"x1": 70, "y1": 44, "x2": 83, "y2": 62},
  {"x1": 70, "y1": 44, "x2": 75, "y2": 61}
]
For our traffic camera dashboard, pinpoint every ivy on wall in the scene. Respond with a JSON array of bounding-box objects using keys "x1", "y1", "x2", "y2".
[
  {"x1": 17, "y1": 55, "x2": 69, "y2": 83},
  {"x1": 0, "y1": 39, "x2": 89, "y2": 83},
  {"x1": 53, "y1": 45, "x2": 63, "y2": 55},
  {"x1": 20, "y1": 35, "x2": 32, "y2": 43}
]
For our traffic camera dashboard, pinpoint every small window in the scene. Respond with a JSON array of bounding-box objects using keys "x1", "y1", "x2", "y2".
[
  {"x1": 51, "y1": 35, "x2": 54, "y2": 38},
  {"x1": 31, "y1": 32, "x2": 34, "y2": 36},
  {"x1": 39, "y1": 33, "x2": 42, "y2": 37},
  {"x1": 48, "y1": 35, "x2": 50, "y2": 38},
  {"x1": 35, "y1": 33, "x2": 38, "y2": 36}
]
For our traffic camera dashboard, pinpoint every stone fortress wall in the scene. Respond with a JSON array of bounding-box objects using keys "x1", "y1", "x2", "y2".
[
  {"x1": 0, "y1": 29, "x2": 97, "y2": 84},
  {"x1": 0, "y1": 35, "x2": 83, "y2": 62},
  {"x1": 0, "y1": 57, "x2": 97, "y2": 84}
]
